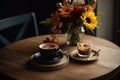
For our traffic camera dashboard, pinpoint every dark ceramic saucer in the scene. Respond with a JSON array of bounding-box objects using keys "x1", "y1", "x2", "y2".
[{"x1": 32, "y1": 50, "x2": 63, "y2": 64}]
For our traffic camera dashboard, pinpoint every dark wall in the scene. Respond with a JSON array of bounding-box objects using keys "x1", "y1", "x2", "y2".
[{"x1": 0, "y1": 0, "x2": 62, "y2": 35}]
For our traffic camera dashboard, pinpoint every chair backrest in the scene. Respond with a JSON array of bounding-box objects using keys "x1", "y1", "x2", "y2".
[{"x1": 0, "y1": 12, "x2": 39, "y2": 48}]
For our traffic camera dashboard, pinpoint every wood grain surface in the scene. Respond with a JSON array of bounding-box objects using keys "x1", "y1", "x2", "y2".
[{"x1": 0, "y1": 34, "x2": 120, "y2": 80}]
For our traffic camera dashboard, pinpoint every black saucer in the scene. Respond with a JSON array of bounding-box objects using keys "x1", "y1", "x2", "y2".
[{"x1": 31, "y1": 51, "x2": 63, "y2": 64}]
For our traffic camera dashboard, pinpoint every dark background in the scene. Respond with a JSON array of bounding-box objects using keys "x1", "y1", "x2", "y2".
[
  {"x1": 0, "y1": 0, "x2": 62, "y2": 35},
  {"x1": 0, "y1": 0, "x2": 119, "y2": 46}
]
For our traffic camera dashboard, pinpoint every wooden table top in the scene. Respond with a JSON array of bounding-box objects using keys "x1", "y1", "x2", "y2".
[{"x1": 0, "y1": 34, "x2": 120, "y2": 80}]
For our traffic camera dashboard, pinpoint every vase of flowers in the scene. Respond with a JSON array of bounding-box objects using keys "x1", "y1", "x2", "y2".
[
  {"x1": 66, "y1": 25, "x2": 80, "y2": 46},
  {"x1": 66, "y1": 24, "x2": 85, "y2": 46},
  {"x1": 40, "y1": 0, "x2": 98, "y2": 46}
]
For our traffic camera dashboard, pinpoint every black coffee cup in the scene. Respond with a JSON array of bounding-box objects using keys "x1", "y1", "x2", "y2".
[{"x1": 39, "y1": 43, "x2": 59, "y2": 60}]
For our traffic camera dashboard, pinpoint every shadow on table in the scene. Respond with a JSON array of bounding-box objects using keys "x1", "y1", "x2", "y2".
[
  {"x1": 91, "y1": 65, "x2": 120, "y2": 80},
  {"x1": 70, "y1": 57, "x2": 98, "y2": 65},
  {"x1": 0, "y1": 72, "x2": 15, "y2": 80}
]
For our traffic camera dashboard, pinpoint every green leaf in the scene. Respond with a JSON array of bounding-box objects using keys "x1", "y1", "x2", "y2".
[{"x1": 39, "y1": 18, "x2": 52, "y2": 25}]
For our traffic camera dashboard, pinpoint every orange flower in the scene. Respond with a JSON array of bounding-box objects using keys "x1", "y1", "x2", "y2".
[
  {"x1": 51, "y1": 12, "x2": 62, "y2": 27},
  {"x1": 84, "y1": 5, "x2": 94, "y2": 11},
  {"x1": 58, "y1": 5, "x2": 73, "y2": 17}
]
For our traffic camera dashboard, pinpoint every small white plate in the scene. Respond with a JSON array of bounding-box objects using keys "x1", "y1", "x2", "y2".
[{"x1": 69, "y1": 50, "x2": 99, "y2": 61}]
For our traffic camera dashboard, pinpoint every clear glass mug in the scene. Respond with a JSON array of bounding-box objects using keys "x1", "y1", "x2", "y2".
[{"x1": 77, "y1": 42, "x2": 91, "y2": 57}]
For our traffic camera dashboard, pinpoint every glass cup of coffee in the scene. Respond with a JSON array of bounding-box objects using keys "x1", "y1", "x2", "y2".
[
  {"x1": 39, "y1": 43, "x2": 59, "y2": 59},
  {"x1": 77, "y1": 42, "x2": 91, "y2": 57}
]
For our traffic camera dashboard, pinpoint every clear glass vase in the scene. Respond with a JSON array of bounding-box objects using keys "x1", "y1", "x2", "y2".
[{"x1": 66, "y1": 25, "x2": 85, "y2": 46}]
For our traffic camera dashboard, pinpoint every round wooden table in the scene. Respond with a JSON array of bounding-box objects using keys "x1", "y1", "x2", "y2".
[{"x1": 0, "y1": 34, "x2": 120, "y2": 80}]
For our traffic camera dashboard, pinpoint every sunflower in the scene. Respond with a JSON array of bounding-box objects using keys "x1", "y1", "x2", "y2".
[{"x1": 81, "y1": 11, "x2": 98, "y2": 30}]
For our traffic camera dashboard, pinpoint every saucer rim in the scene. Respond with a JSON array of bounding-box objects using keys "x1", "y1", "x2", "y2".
[
  {"x1": 29, "y1": 53, "x2": 69, "y2": 71},
  {"x1": 31, "y1": 51, "x2": 63, "y2": 64},
  {"x1": 69, "y1": 49, "x2": 99, "y2": 61}
]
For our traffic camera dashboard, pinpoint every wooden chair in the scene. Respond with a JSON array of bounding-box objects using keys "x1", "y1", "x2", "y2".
[{"x1": 0, "y1": 12, "x2": 39, "y2": 48}]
